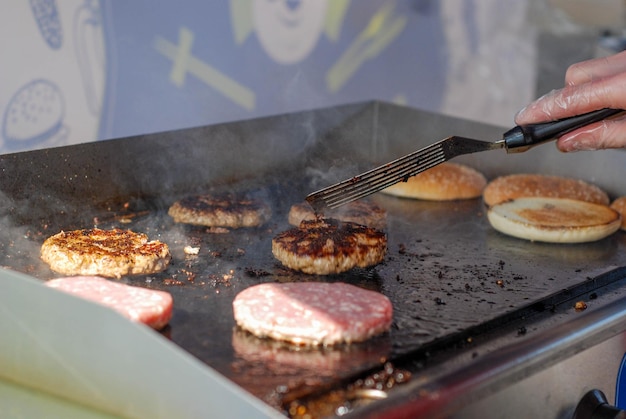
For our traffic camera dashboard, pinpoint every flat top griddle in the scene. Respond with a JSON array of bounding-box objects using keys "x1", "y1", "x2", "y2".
[{"x1": 1, "y1": 102, "x2": 625, "y2": 416}]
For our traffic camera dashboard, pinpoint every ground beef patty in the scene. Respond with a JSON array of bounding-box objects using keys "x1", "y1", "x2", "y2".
[
  {"x1": 40, "y1": 228, "x2": 171, "y2": 278},
  {"x1": 288, "y1": 200, "x2": 387, "y2": 229},
  {"x1": 45, "y1": 276, "x2": 173, "y2": 330},
  {"x1": 168, "y1": 193, "x2": 271, "y2": 228},
  {"x1": 232, "y1": 282, "x2": 393, "y2": 346},
  {"x1": 272, "y1": 218, "x2": 387, "y2": 275}
]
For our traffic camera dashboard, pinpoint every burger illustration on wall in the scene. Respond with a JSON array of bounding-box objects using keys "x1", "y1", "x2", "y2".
[{"x1": 2, "y1": 79, "x2": 69, "y2": 151}]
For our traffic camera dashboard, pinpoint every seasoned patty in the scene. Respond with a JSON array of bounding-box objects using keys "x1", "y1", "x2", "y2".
[
  {"x1": 232, "y1": 282, "x2": 393, "y2": 346},
  {"x1": 272, "y1": 218, "x2": 387, "y2": 275},
  {"x1": 168, "y1": 194, "x2": 271, "y2": 228},
  {"x1": 46, "y1": 276, "x2": 173, "y2": 330},
  {"x1": 288, "y1": 200, "x2": 387, "y2": 229},
  {"x1": 40, "y1": 228, "x2": 171, "y2": 278}
]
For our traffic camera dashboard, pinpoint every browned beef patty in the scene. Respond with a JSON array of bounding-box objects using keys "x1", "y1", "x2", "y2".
[
  {"x1": 40, "y1": 228, "x2": 171, "y2": 278},
  {"x1": 288, "y1": 200, "x2": 387, "y2": 229},
  {"x1": 272, "y1": 218, "x2": 387, "y2": 275},
  {"x1": 168, "y1": 194, "x2": 271, "y2": 228}
]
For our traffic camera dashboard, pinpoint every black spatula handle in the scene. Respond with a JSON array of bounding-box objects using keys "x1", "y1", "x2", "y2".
[{"x1": 503, "y1": 108, "x2": 624, "y2": 153}]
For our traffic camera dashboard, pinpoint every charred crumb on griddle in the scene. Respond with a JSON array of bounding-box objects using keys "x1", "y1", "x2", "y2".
[
  {"x1": 180, "y1": 268, "x2": 196, "y2": 283},
  {"x1": 574, "y1": 301, "x2": 587, "y2": 311},
  {"x1": 244, "y1": 267, "x2": 271, "y2": 277},
  {"x1": 206, "y1": 271, "x2": 235, "y2": 288},
  {"x1": 183, "y1": 245, "x2": 200, "y2": 256},
  {"x1": 163, "y1": 278, "x2": 185, "y2": 286},
  {"x1": 517, "y1": 326, "x2": 527, "y2": 336}
]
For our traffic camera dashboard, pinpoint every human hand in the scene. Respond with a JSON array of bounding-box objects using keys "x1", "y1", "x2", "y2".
[{"x1": 514, "y1": 50, "x2": 626, "y2": 152}]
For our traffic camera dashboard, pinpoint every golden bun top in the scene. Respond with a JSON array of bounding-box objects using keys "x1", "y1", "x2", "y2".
[
  {"x1": 380, "y1": 162, "x2": 486, "y2": 201},
  {"x1": 483, "y1": 174, "x2": 609, "y2": 208}
]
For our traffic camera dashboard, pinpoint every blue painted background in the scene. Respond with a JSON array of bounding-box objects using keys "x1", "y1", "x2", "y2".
[{"x1": 0, "y1": 0, "x2": 536, "y2": 153}]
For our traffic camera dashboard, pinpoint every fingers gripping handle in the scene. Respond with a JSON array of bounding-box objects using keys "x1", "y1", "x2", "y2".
[{"x1": 503, "y1": 108, "x2": 624, "y2": 153}]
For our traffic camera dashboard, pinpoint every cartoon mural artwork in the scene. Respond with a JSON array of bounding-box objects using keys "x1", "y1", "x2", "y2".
[
  {"x1": 74, "y1": 0, "x2": 107, "y2": 117},
  {"x1": 154, "y1": 28, "x2": 256, "y2": 111},
  {"x1": 152, "y1": 0, "x2": 409, "y2": 125},
  {"x1": 30, "y1": 0, "x2": 64, "y2": 50},
  {"x1": 326, "y1": 2, "x2": 407, "y2": 93},
  {"x1": 2, "y1": 79, "x2": 68, "y2": 151},
  {"x1": 251, "y1": 0, "x2": 330, "y2": 65},
  {"x1": 0, "y1": 0, "x2": 106, "y2": 153},
  {"x1": 0, "y1": 1, "x2": 537, "y2": 153}
]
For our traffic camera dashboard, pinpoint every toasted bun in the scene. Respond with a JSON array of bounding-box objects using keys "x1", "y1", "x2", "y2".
[
  {"x1": 487, "y1": 197, "x2": 620, "y2": 243},
  {"x1": 483, "y1": 174, "x2": 609, "y2": 208},
  {"x1": 380, "y1": 162, "x2": 486, "y2": 201},
  {"x1": 610, "y1": 196, "x2": 626, "y2": 230}
]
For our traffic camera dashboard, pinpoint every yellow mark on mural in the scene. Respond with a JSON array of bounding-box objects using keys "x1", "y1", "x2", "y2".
[
  {"x1": 326, "y1": 2, "x2": 407, "y2": 93},
  {"x1": 170, "y1": 27, "x2": 194, "y2": 86},
  {"x1": 154, "y1": 27, "x2": 255, "y2": 110},
  {"x1": 324, "y1": 0, "x2": 351, "y2": 42},
  {"x1": 230, "y1": 0, "x2": 254, "y2": 44}
]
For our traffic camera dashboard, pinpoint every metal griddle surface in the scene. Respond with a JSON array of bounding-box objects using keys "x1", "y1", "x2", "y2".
[{"x1": 2, "y1": 102, "x2": 626, "y2": 413}]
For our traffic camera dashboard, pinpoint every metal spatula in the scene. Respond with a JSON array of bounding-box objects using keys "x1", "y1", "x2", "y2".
[{"x1": 306, "y1": 108, "x2": 623, "y2": 211}]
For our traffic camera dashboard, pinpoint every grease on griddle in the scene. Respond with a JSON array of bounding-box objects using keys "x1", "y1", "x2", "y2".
[{"x1": 286, "y1": 362, "x2": 411, "y2": 419}]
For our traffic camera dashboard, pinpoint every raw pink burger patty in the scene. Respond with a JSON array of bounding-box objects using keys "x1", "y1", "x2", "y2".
[
  {"x1": 232, "y1": 282, "x2": 393, "y2": 346},
  {"x1": 45, "y1": 276, "x2": 173, "y2": 330}
]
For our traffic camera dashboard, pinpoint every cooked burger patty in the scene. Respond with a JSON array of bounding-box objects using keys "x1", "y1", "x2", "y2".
[
  {"x1": 41, "y1": 228, "x2": 171, "y2": 278},
  {"x1": 168, "y1": 194, "x2": 271, "y2": 228},
  {"x1": 288, "y1": 200, "x2": 387, "y2": 229},
  {"x1": 232, "y1": 282, "x2": 393, "y2": 346},
  {"x1": 272, "y1": 218, "x2": 387, "y2": 275},
  {"x1": 45, "y1": 276, "x2": 173, "y2": 330}
]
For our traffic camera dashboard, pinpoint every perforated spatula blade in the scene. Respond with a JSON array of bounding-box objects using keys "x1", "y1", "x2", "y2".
[{"x1": 306, "y1": 136, "x2": 503, "y2": 211}]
